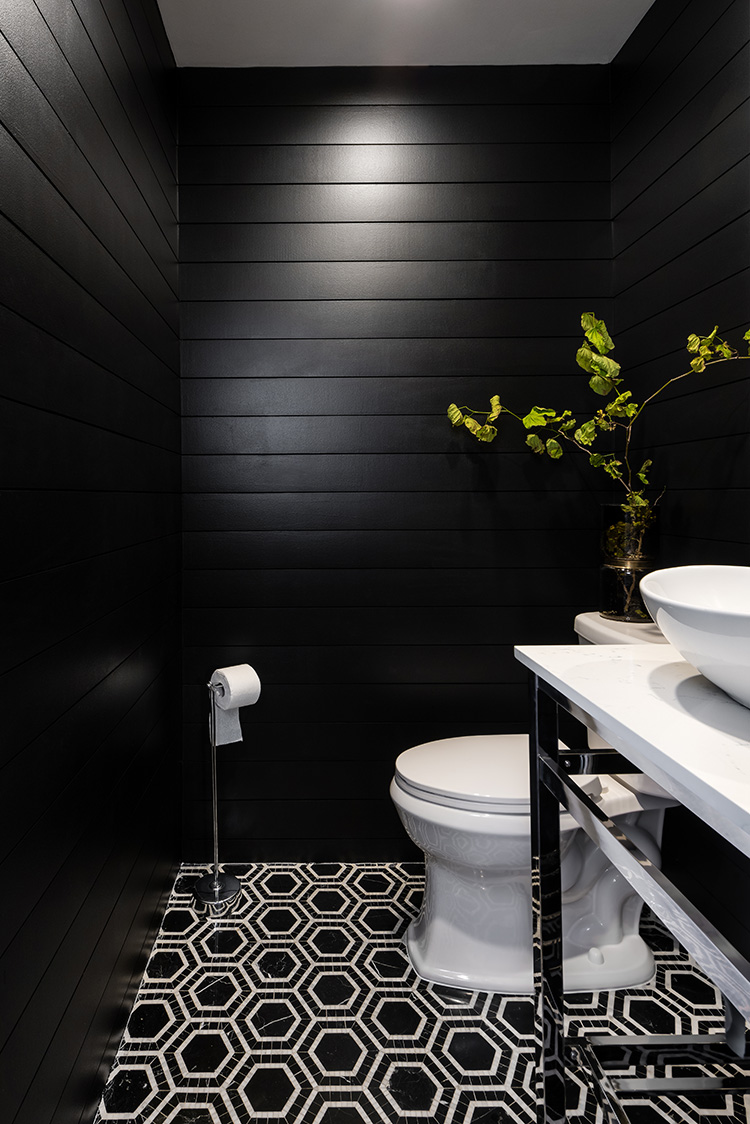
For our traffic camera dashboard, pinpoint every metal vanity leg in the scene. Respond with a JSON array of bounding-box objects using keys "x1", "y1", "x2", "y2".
[{"x1": 529, "y1": 675, "x2": 566, "y2": 1124}]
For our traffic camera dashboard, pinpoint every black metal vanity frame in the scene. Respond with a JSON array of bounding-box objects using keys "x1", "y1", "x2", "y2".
[{"x1": 528, "y1": 672, "x2": 750, "y2": 1124}]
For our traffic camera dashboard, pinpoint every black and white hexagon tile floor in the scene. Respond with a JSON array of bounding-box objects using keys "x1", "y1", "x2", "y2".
[{"x1": 94, "y1": 863, "x2": 750, "y2": 1124}]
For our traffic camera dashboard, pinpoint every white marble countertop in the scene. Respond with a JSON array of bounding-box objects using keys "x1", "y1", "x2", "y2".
[{"x1": 514, "y1": 643, "x2": 750, "y2": 858}]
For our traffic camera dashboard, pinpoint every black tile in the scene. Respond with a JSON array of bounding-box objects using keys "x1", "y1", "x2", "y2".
[
  {"x1": 255, "y1": 948, "x2": 300, "y2": 980},
  {"x1": 246, "y1": 999, "x2": 299, "y2": 1039},
  {"x1": 309, "y1": 971, "x2": 357, "y2": 1007},
  {"x1": 126, "y1": 1001, "x2": 172, "y2": 1040},
  {"x1": 446, "y1": 1030, "x2": 497, "y2": 1072},
  {"x1": 308, "y1": 925, "x2": 354, "y2": 955},
  {"x1": 311, "y1": 1029, "x2": 367, "y2": 1073},
  {"x1": 161, "y1": 908, "x2": 197, "y2": 934},
  {"x1": 145, "y1": 950, "x2": 186, "y2": 980},
  {"x1": 100, "y1": 1067, "x2": 154, "y2": 1114},
  {"x1": 263, "y1": 872, "x2": 300, "y2": 894},
  {"x1": 241, "y1": 1065, "x2": 297, "y2": 1112},
  {"x1": 374, "y1": 998, "x2": 423, "y2": 1037},
  {"x1": 179, "y1": 1031, "x2": 231, "y2": 1073},
  {"x1": 383, "y1": 1063, "x2": 441, "y2": 1111},
  {"x1": 310, "y1": 889, "x2": 349, "y2": 913}
]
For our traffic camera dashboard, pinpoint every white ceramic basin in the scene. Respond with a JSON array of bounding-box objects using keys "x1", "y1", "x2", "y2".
[{"x1": 640, "y1": 566, "x2": 750, "y2": 710}]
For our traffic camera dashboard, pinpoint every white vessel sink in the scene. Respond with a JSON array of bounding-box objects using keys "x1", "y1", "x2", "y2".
[{"x1": 640, "y1": 566, "x2": 750, "y2": 709}]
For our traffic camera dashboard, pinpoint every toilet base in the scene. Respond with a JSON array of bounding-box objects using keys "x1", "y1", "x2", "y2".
[{"x1": 405, "y1": 922, "x2": 655, "y2": 995}]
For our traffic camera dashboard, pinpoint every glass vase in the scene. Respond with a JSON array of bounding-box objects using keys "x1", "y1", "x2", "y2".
[{"x1": 599, "y1": 504, "x2": 659, "y2": 622}]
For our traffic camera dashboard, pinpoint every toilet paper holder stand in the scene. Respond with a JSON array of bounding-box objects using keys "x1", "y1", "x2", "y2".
[{"x1": 192, "y1": 680, "x2": 241, "y2": 909}]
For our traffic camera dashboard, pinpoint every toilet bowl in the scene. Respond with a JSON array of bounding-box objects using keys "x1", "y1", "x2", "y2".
[{"x1": 390, "y1": 613, "x2": 676, "y2": 994}]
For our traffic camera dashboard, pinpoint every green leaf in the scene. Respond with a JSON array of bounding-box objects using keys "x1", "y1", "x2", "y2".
[
  {"x1": 581, "y1": 313, "x2": 615, "y2": 355},
  {"x1": 606, "y1": 391, "x2": 637, "y2": 418},
  {"x1": 447, "y1": 403, "x2": 464, "y2": 427},
  {"x1": 574, "y1": 419, "x2": 597, "y2": 445},
  {"x1": 603, "y1": 458, "x2": 623, "y2": 480},
  {"x1": 522, "y1": 406, "x2": 556, "y2": 429},
  {"x1": 576, "y1": 345, "x2": 595, "y2": 373},
  {"x1": 487, "y1": 395, "x2": 502, "y2": 422},
  {"x1": 546, "y1": 438, "x2": 563, "y2": 459},
  {"x1": 587, "y1": 352, "x2": 622, "y2": 395},
  {"x1": 526, "y1": 433, "x2": 545, "y2": 454},
  {"x1": 588, "y1": 374, "x2": 610, "y2": 395},
  {"x1": 636, "y1": 458, "x2": 652, "y2": 485},
  {"x1": 475, "y1": 424, "x2": 497, "y2": 443},
  {"x1": 589, "y1": 453, "x2": 606, "y2": 467}
]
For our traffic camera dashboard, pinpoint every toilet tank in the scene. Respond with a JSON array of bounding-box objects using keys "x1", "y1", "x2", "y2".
[{"x1": 574, "y1": 611, "x2": 667, "y2": 646}]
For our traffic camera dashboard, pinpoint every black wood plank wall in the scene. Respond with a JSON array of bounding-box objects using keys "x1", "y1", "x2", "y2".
[
  {"x1": 611, "y1": 0, "x2": 750, "y2": 559},
  {"x1": 0, "y1": 1, "x2": 180, "y2": 1121},
  {"x1": 611, "y1": 0, "x2": 750, "y2": 953},
  {"x1": 179, "y1": 65, "x2": 612, "y2": 861}
]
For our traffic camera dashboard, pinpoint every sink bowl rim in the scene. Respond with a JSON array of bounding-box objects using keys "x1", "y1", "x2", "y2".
[{"x1": 640, "y1": 565, "x2": 750, "y2": 622}]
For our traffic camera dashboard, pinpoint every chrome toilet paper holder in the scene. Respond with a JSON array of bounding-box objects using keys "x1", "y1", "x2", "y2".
[{"x1": 192, "y1": 679, "x2": 241, "y2": 910}]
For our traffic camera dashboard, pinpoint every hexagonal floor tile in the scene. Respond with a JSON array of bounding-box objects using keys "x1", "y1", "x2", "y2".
[
  {"x1": 232, "y1": 1056, "x2": 311, "y2": 1121},
  {"x1": 375, "y1": 1057, "x2": 449, "y2": 1120},
  {"x1": 303, "y1": 922, "x2": 359, "y2": 961},
  {"x1": 193, "y1": 920, "x2": 252, "y2": 962},
  {"x1": 94, "y1": 864, "x2": 741, "y2": 1124},
  {"x1": 166, "y1": 1020, "x2": 248, "y2": 1089},
  {"x1": 252, "y1": 904, "x2": 309, "y2": 940},
  {"x1": 98, "y1": 1063, "x2": 160, "y2": 1118},
  {"x1": 241, "y1": 990, "x2": 309, "y2": 1049},
  {"x1": 249, "y1": 946, "x2": 306, "y2": 987},
  {"x1": 179, "y1": 966, "x2": 250, "y2": 1020},
  {"x1": 302, "y1": 967, "x2": 366, "y2": 1016},
  {"x1": 362, "y1": 992, "x2": 436, "y2": 1049},
  {"x1": 305, "y1": 1025, "x2": 375, "y2": 1085}
]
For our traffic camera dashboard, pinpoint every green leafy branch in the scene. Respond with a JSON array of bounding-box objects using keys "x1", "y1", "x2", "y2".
[{"x1": 448, "y1": 313, "x2": 749, "y2": 528}]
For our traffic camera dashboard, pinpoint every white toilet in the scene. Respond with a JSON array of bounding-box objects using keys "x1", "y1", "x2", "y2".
[{"x1": 390, "y1": 613, "x2": 674, "y2": 994}]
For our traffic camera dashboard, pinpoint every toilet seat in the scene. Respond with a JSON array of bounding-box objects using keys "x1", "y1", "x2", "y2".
[{"x1": 394, "y1": 733, "x2": 603, "y2": 815}]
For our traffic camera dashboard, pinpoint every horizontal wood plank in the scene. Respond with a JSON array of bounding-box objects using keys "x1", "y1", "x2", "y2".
[
  {"x1": 181, "y1": 220, "x2": 612, "y2": 264},
  {"x1": 181, "y1": 181, "x2": 609, "y2": 224},
  {"x1": 182, "y1": 566, "x2": 596, "y2": 608},
  {"x1": 181, "y1": 296, "x2": 612, "y2": 341},
  {"x1": 181, "y1": 489, "x2": 602, "y2": 531},
  {"x1": 182, "y1": 260, "x2": 610, "y2": 302},
  {"x1": 178, "y1": 64, "x2": 609, "y2": 107},
  {"x1": 181, "y1": 450, "x2": 596, "y2": 493},
  {"x1": 181, "y1": 334, "x2": 598, "y2": 379},
  {"x1": 611, "y1": 0, "x2": 748, "y2": 172},
  {"x1": 0, "y1": 491, "x2": 179, "y2": 582},
  {"x1": 180, "y1": 102, "x2": 609, "y2": 147},
  {"x1": 0, "y1": 215, "x2": 178, "y2": 408},
  {"x1": 179, "y1": 141, "x2": 607, "y2": 185}
]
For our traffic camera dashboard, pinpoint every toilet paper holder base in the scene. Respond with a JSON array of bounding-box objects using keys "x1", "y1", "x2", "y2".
[{"x1": 193, "y1": 680, "x2": 241, "y2": 911}]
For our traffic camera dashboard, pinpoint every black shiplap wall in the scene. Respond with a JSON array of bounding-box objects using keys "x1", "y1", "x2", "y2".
[
  {"x1": 611, "y1": 0, "x2": 750, "y2": 951},
  {"x1": 180, "y1": 66, "x2": 611, "y2": 861},
  {"x1": 612, "y1": 0, "x2": 750, "y2": 557},
  {"x1": 0, "y1": 2, "x2": 180, "y2": 1121}
]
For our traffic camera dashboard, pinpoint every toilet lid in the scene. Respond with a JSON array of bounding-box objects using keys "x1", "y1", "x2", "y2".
[{"x1": 394, "y1": 734, "x2": 602, "y2": 813}]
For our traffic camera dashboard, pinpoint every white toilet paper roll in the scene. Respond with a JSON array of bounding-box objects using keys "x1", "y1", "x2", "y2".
[{"x1": 209, "y1": 664, "x2": 261, "y2": 745}]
